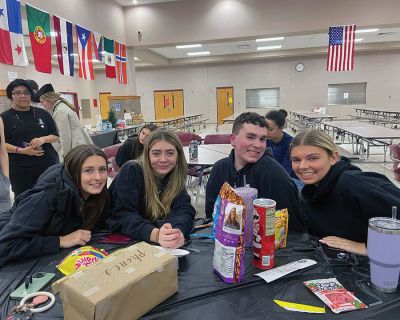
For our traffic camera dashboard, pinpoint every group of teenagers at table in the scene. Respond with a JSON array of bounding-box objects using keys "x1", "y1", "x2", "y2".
[{"x1": 1, "y1": 103, "x2": 400, "y2": 268}]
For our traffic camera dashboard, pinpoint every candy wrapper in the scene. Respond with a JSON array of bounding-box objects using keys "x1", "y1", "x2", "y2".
[
  {"x1": 213, "y1": 182, "x2": 246, "y2": 283},
  {"x1": 304, "y1": 278, "x2": 367, "y2": 313},
  {"x1": 275, "y1": 208, "x2": 288, "y2": 249},
  {"x1": 57, "y1": 246, "x2": 109, "y2": 276}
]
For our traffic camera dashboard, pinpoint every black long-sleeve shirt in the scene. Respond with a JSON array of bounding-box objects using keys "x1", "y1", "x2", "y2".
[
  {"x1": 205, "y1": 150, "x2": 304, "y2": 232},
  {"x1": 106, "y1": 161, "x2": 195, "y2": 240}
]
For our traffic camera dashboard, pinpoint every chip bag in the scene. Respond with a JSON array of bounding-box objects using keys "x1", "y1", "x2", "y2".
[
  {"x1": 304, "y1": 278, "x2": 367, "y2": 313},
  {"x1": 275, "y1": 208, "x2": 289, "y2": 249},
  {"x1": 213, "y1": 182, "x2": 246, "y2": 283},
  {"x1": 57, "y1": 246, "x2": 109, "y2": 275}
]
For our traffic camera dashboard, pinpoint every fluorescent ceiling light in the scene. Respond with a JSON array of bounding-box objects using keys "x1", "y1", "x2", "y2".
[
  {"x1": 187, "y1": 51, "x2": 210, "y2": 56},
  {"x1": 355, "y1": 38, "x2": 364, "y2": 43},
  {"x1": 176, "y1": 44, "x2": 202, "y2": 49},
  {"x1": 256, "y1": 37, "x2": 284, "y2": 42},
  {"x1": 257, "y1": 45, "x2": 282, "y2": 51},
  {"x1": 355, "y1": 28, "x2": 379, "y2": 34}
]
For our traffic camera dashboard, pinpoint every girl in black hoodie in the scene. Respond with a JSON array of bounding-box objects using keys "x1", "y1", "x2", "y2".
[{"x1": 290, "y1": 129, "x2": 400, "y2": 256}]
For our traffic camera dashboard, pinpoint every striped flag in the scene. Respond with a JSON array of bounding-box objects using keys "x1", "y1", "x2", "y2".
[
  {"x1": 53, "y1": 15, "x2": 74, "y2": 76},
  {"x1": 0, "y1": 0, "x2": 28, "y2": 66},
  {"x1": 92, "y1": 31, "x2": 102, "y2": 62},
  {"x1": 103, "y1": 37, "x2": 116, "y2": 78},
  {"x1": 115, "y1": 41, "x2": 127, "y2": 84},
  {"x1": 327, "y1": 25, "x2": 356, "y2": 71},
  {"x1": 76, "y1": 24, "x2": 94, "y2": 80}
]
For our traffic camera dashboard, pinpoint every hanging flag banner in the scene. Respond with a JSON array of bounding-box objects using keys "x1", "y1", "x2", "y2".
[
  {"x1": 327, "y1": 24, "x2": 356, "y2": 72},
  {"x1": 26, "y1": 4, "x2": 52, "y2": 73},
  {"x1": 103, "y1": 37, "x2": 116, "y2": 79},
  {"x1": 76, "y1": 24, "x2": 94, "y2": 80},
  {"x1": 53, "y1": 15, "x2": 74, "y2": 76},
  {"x1": 0, "y1": 0, "x2": 28, "y2": 66},
  {"x1": 115, "y1": 41, "x2": 127, "y2": 84},
  {"x1": 92, "y1": 31, "x2": 103, "y2": 62}
]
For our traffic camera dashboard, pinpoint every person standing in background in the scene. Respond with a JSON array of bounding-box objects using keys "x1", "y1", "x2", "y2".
[
  {"x1": 0, "y1": 117, "x2": 11, "y2": 213},
  {"x1": 34, "y1": 84, "x2": 93, "y2": 161},
  {"x1": 0, "y1": 79, "x2": 60, "y2": 197}
]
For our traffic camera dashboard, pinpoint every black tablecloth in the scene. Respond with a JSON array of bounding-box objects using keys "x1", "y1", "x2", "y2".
[{"x1": 1, "y1": 231, "x2": 399, "y2": 319}]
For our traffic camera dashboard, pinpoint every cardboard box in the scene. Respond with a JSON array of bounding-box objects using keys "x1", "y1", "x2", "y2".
[{"x1": 53, "y1": 242, "x2": 178, "y2": 320}]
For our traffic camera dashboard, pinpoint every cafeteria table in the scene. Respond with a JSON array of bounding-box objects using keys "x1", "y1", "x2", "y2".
[
  {"x1": 1, "y1": 228, "x2": 399, "y2": 319},
  {"x1": 322, "y1": 120, "x2": 400, "y2": 161}
]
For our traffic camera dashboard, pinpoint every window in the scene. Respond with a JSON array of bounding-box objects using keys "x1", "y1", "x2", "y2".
[
  {"x1": 246, "y1": 88, "x2": 280, "y2": 108},
  {"x1": 328, "y1": 83, "x2": 366, "y2": 105}
]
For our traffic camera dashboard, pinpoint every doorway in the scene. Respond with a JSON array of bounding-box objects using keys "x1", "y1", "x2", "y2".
[
  {"x1": 99, "y1": 92, "x2": 111, "y2": 120},
  {"x1": 217, "y1": 87, "x2": 234, "y2": 125}
]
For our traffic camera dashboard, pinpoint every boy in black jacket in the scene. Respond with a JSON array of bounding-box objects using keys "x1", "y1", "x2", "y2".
[{"x1": 205, "y1": 112, "x2": 304, "y2": 232}]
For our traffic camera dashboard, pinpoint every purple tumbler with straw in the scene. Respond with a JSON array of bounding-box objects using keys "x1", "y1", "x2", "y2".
[{"x1": 367, "y1": 208, "x2": 400, "y2": 293}]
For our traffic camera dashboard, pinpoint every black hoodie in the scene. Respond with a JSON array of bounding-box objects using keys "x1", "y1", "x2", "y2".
[
  {"x1": 300, "y1": 157, "x2": 400, "y2": 242},
  {"x1": 0, "y1": 164, "x2": 108, "y2": 267},
  {"x1": 205, "y1": 149, "x2": 304, "y2": 232}
]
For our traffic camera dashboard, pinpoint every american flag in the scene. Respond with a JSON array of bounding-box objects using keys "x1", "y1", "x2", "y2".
[{"x1": 327, "y1": 25, "x2": 356, "y2": 71}]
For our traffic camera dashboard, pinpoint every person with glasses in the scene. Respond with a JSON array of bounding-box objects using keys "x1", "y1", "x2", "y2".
[{"x1": 0, "y1": 79, "x2": 60, "y2": 197}]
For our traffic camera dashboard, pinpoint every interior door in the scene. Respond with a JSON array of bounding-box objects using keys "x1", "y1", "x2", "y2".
[
  {"x1": 154, "y1": 90, "x2": 184, "y2": 120},
  {"x1": 99, "y1": 92, "x2": 111, "y2": 120},
  {"x1": 217, "y1": 87, "x2": 234, "y2": 125}
]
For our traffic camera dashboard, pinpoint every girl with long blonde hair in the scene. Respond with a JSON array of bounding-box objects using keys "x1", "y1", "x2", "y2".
[{"x1": 107, "y1": 128, "x2": 195, "y2": 248}]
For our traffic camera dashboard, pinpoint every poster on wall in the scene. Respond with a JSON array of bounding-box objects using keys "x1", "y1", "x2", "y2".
[{"x1": 8, "y1": 71, "x2": 18, "y2": 82}]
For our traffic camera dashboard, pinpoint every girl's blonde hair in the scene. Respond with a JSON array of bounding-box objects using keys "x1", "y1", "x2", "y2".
[
  {"x1": 290, "y1": 129, "x2": 338, "y2": 156},
  {"x1": 40, "y1": 91, "x2": 76, "y2": 112},
  {"x1": 139, "y1": 128, "x2": 188, "y2": 221}
]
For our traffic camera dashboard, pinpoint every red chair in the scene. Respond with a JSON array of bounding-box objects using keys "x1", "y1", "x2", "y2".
[
  {"x1": 204, "y1": 134, "x2": 230, "y2": 144},
  {"x1": 102, "y1": 143, "x2": 122, "y2": 178},
  {"x1": 390, "y1": 144, "x2": 400, "y2": 182},
  {"x1": 175, "y1": 131, "x2": 202, "y2": 146}
]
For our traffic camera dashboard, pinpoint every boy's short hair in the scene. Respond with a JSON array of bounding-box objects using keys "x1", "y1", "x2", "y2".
[{"x1": 232, "y1": 112, "x2": 267, "y2": 135}]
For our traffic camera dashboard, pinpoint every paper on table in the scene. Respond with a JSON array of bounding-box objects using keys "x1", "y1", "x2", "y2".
[
  {"x1": 154, "y1": 246, "x2": 190, "y2": 257},
  {"x1": 255, "y1": 259, "x2": 317, "y2": 283}
]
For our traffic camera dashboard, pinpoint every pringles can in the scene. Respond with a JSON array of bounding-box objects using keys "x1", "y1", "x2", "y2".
[{"x1": 253, "y1": 198, "x2": 276, "y2": 269}]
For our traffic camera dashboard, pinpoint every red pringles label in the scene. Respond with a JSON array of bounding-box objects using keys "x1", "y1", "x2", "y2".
[{"x1": 253, "y1": 198, "x2": 276, "y2": 269}]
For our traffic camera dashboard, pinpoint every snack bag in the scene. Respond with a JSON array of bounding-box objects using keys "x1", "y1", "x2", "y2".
[
  {"x1": 304, "y1": 278, "x2": 367, "y2": 313},
  {"x1": 57, "y1": 246, "x2": 109, "y2": 275},
  {"x1": 213, "y1": 182, "x2": 246, "y2": 283},
  {"x1": 275, "y1": 208, "x2": 289, "y2": 249}
]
